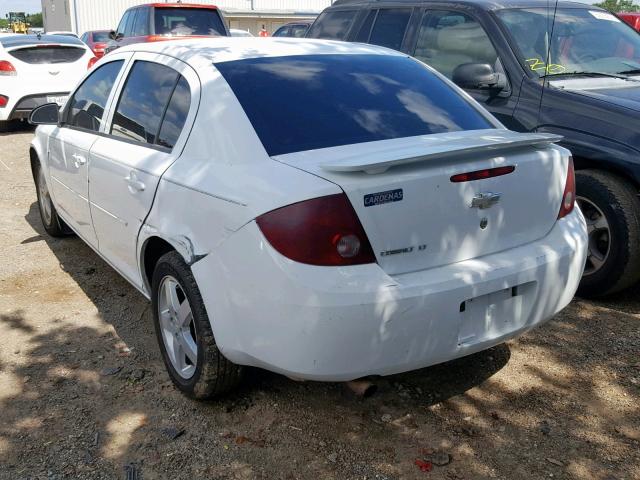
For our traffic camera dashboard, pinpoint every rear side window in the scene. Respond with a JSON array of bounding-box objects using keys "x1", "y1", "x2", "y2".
[
  {"x1": 355, "y1": 9, "x2": 377, "y2": 42},
  {"x1": 154, "y1": 7, "x2": 226, "y2": 36},
  {"x1": 306, "y1": 10, "x2": 357, "y2": 40},
  {"x1": 369, "y1": 9, "x2": 412, "y2": 51},
  {"x1": 8, "y1": 46, "x2": 85, "y2": 64},
  {"x1": 216, "y1": 54, "x2": 492, "y2": 156},
  {"x1": 157, "y1": 77, "x2": 191, "y2": 149},
  {"x1": 67, "y1": 60, "x2": 123, "y2": 132},
  {"x1": 273, "y1": 26, "x2": 289, "y2": 37},
  {"x1": 289, "y1": 25, "x2": 309, "y2": 38},
  {"x1": 111, "y1": 61, "x2": 189, "y2": 148}
]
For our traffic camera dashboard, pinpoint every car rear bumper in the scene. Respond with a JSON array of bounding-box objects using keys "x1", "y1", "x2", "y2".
[
  {"x1": 192, "y1": 208, "x2": 587, "y2": 381},
  {"x1": 0, "y1": 92, "x2": 68, "y2": 121}
]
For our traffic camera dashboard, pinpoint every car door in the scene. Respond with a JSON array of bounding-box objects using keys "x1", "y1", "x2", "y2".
[
  {"x1": 410, "y1": 9, "x2": 520, "y2": 127},
  {"x1": 88, "y1": 53, "x2": 198, "y2": 288},
  {"x1": 47, "y1": 59, "x2": 127, "y2": 246}
]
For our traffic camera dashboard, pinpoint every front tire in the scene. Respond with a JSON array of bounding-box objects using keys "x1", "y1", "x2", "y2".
[
  {"x1": 576, "y1": 170, "x2": 640, "y2": 297},
  {"x1": 34, "y1": 162, "x2": 70, "y2": 237},
  {"x1": 151, "y1": 251, "x2": 243, "y2": 399}
]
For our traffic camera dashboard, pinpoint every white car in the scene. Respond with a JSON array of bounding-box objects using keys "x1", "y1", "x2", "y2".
[
  {"x1": 0, "y1": 34, "x2": 96, "y2": 131},
  {"x1": 230, "y1": 28, "x2": 253, "y2": 37},
  {"x1": 29, "y1": 38, "x2": 587, "y2": 399}
]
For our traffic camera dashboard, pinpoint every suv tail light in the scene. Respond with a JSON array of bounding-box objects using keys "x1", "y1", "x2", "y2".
[
  {"x1": 88, "y1": 56, "x2": 99, "y2": 69},
  {"x1": 256, "y1": 193, "x2": 376, "y2": 266},
  {"x1": 558, "y1": 156, "x2": 575, "y2": 219},
  {"x1": 0, "y1": 60, "x2": 16, "y2": 76}
]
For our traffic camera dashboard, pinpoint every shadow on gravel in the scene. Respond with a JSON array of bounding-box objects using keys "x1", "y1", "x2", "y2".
[
  {"x1": 0, "y1": 120, "x2": 35, "y2": 136},
  {"x1": 2, "y1": 201, "x2": 637, "y2": 479}
]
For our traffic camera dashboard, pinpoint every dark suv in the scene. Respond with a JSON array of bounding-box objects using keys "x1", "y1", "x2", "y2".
[
  {"x1": 106, "y1": 3, "x2": 228, "y2": 54},
  {"x1": 308, "y1": 0, "x2": 640, "y2": 297}
]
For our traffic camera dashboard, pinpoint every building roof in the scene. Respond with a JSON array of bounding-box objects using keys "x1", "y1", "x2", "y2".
[
  {"x1": 331, "y1": 0, "x2": 600, "y2": 11},
  {"x1": 113, "y1": 37, "x2": 401, "y2": 64}
]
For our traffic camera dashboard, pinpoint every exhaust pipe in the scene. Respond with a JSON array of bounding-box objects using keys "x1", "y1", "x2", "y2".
[{"x1": 345, "y1": 379, "x2": 377, "y2": 398}]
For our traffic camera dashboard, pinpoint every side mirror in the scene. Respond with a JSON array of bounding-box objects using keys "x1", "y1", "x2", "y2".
[
  {"x1": 452, "y1": 63, "x2": 507, "y2": 91},
  {"x1": 109, "y1": 30, "x2": 117, "y2": 40},
  {"x1": 29, "y1": 103, "x2": 60, "y2": 126}
]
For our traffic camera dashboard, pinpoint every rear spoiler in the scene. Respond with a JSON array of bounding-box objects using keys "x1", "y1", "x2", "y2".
[{"x1": 320, "y1": 130, "x2": 563, "y2": 174}]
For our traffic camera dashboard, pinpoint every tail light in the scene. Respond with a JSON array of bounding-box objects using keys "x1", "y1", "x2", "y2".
[
  {"x1": 0, "y1": 60, "x2": 16, "y2": 76},
  {"x1": 0, "y1": 95, "x2": 8, "y2": 108},
  {"x1": 256, "y1": 193, "x2": 376, "y2": 266},
  {"x1": 451, "y1": 165, "x2": 515, "y2": 183},
  {"x1": 88, "y1": 56, "x2": 99, "y2": 69},
  {"x1": 558, "y1": 156, "x2": 575, "y2": 219}
]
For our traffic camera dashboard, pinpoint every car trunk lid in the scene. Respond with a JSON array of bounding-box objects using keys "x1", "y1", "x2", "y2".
[{"x1": 273, "y1": 129, "x2": 567, "y2": 275}]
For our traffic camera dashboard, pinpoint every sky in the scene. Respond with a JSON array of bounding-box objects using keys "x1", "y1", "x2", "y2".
[
  {"x1": 0, "y1": 0, "x2": 609, "y2": 19},
  {"x1": 0, "y1": 0, "x2": 41, "y2": 17}
]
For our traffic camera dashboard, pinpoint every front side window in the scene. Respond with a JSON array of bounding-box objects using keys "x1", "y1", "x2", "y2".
[
  {"x1": 216, "y1": 54, "x2": 492, "y2": 156},
  {"x1": 66, "y1": 60, "x2": 124, "y2": 132},
  {"x1": 273, "y1": 26, "x2": 289, "y2": 37},
  {"x1": 369, "y1": 9, "x2": 412, "y2": 51},
  {"x1": 306, "y1": 10, "x2": 357, "y2": 40},
  {"x1": 132, "y1": 8, "x2": 149, "y2": 36},
  {"x1": 497, "y1": 7, "x2": 640, "y2": 77},
  {"x1": 414, "y1": 11, "x2": 499, "y2": 79},
  {"x1": 123, "y1": 10, "x2": 136, "y2": 37},
  {"x1": 111, "y1": 61, "x2": 189, "y2": 148},
  {"x1": 154, "y1": 7, "x2": 225, "y2": 36},
  {"x1": 116, "y1": 11, "x2": 130, "y2": 36}
]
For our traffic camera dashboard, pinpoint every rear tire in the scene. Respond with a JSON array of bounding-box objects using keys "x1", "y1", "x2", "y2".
[
  {"x1": 576, "y1": 170, "x2": 640, "y2": 298},
  {"x1": 151, "y1": 251, "x2": 243, "y2": 399},
  {"x1": 33, "y1": 162, "x2": 71, "y2": 237}
]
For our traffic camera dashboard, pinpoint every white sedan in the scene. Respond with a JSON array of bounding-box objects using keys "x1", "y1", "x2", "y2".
[
  {"x1": 0, "y1": 34, "x2": 96, "y2": 131},
  {"x1": 29, "y1": 38, "x2": 587, "y2": 399}
]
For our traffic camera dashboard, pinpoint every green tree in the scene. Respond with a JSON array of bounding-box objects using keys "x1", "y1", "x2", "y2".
[
  {"x1": 0, "y1": 19, "x2": 8, "y2": 29},
  {"x1": 26, "y1": 13, "x2": 43, "y2": 28},
  {"x1": 594, "y1": 0, "x2": 640, "y2": 12}
]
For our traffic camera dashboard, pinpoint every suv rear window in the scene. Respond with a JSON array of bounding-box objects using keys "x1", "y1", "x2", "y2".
[
  {"x1": 306, "y1": 10, "x2": 357, "y2": 40},
  {"x1": 8, "y1": 46, "x2": 85, "y2": 64},
  {"x1": 216, "y1": 54, "x2": 492, "y2": 156},
  {"x1": 154, "y1": 7, "x2": 226, "y2": 36}
]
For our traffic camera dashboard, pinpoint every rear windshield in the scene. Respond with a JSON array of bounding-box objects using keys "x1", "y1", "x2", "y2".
[
  {"x1": 216, "y1": 54, "x2": 492, "y2": 156},
  {"x1": 92, "y1": 31, "x2": 111, "y2": 42},
  {"x1": 154, "y1": 7, "x2": 226, "y2": 36},
  {"x1": 9, "y1": 46, "x2": 85, "y2": 64}
]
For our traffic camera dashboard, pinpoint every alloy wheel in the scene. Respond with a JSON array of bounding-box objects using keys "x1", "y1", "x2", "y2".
[
  {"x1": 577, "y1": 196, "x2": 611, "y2": 276},
  {"x1": 157, "y1": 275, "x2": 198, "y2": 379}
]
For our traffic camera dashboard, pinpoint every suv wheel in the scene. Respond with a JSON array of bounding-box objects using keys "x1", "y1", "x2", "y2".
[
  {"x1": 576, "y1": 170, "x2": 640, "y2": 297},
  {"x1": 151, "y1": 251, "x2": 243, "y2": 399}
]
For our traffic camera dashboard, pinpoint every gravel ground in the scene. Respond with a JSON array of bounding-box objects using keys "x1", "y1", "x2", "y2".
[{"x1": 0, "y1": 125, "x2": 639, "y2": 480}]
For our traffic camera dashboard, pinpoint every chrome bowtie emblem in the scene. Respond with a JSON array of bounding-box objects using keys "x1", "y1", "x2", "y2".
[
  {"x1": 470, "y1": 192, "x2": 501, "y2": 209},
  {"x1": 49, "y1": 70, "x2": 60, "y2": 76}
]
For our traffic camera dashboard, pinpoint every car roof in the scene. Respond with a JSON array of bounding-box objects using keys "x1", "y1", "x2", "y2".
[
  {"x1": 127, "y1": 2, "x2": 219, "y2": 9},
  {"x1": 0, "y1": 34, "x2": 85, "y2": 49},
  {"x1": 331, "y1": 0, "x2": 598, "y2": 11},
  {"x1": 113, "y1": 37, "x2": 403, "y2": 63}
]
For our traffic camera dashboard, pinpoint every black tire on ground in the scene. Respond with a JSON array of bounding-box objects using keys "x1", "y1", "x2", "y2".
[
  {"x1": 151, "y1": 251, "x2": 243, "y2": 399},
  {"x1": 0, "y1": 120, "x2": 14, "y2": 133},
  {"x1": 576, "y1": 169, "x2": 640, "y2": 298},
  {"x1": 33, "y1": 162, "x2": 71, "y2": 237}
]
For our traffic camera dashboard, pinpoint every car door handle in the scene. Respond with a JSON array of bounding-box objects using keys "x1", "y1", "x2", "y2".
[
  {"x1": 125, "y1": 172, "x2": 145, "y2": 192},
  {"x1": 72, "y1": 153, "x2": 87, "y2": 168}
]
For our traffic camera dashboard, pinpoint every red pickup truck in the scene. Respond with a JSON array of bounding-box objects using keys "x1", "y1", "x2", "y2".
[{"x1": 105, "y1": 3, "x2": 229, "y2": 54}]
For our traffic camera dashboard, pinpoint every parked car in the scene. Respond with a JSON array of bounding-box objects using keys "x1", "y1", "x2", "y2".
[
  {"x1": 80, "y1": 30, "x2": 112, "y2": 58},
  {"x1": 0, "y1": 34, "x2": 96, "y2": 131},
  {"x1": 618, "y1": 12, "x2": 640, "y2": 32},
  {"x1": 105, "y1": 2, "x2": 228, "y2": 54},
  {"x1": 272, "y1": 19, "x2": 314, "y2": 38},
  {"x1": 29, "y1": 38, "x2": 586, "y2": 398},
  {"x1": 230, "y1": 28, "x2": 253, "y2": 37},
  {"x1": 308, "y1": 0, "x2": 640, "y2": 298},
  {"x1": 46, "y1": 31, "x2": 79, "y2": 38}
]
